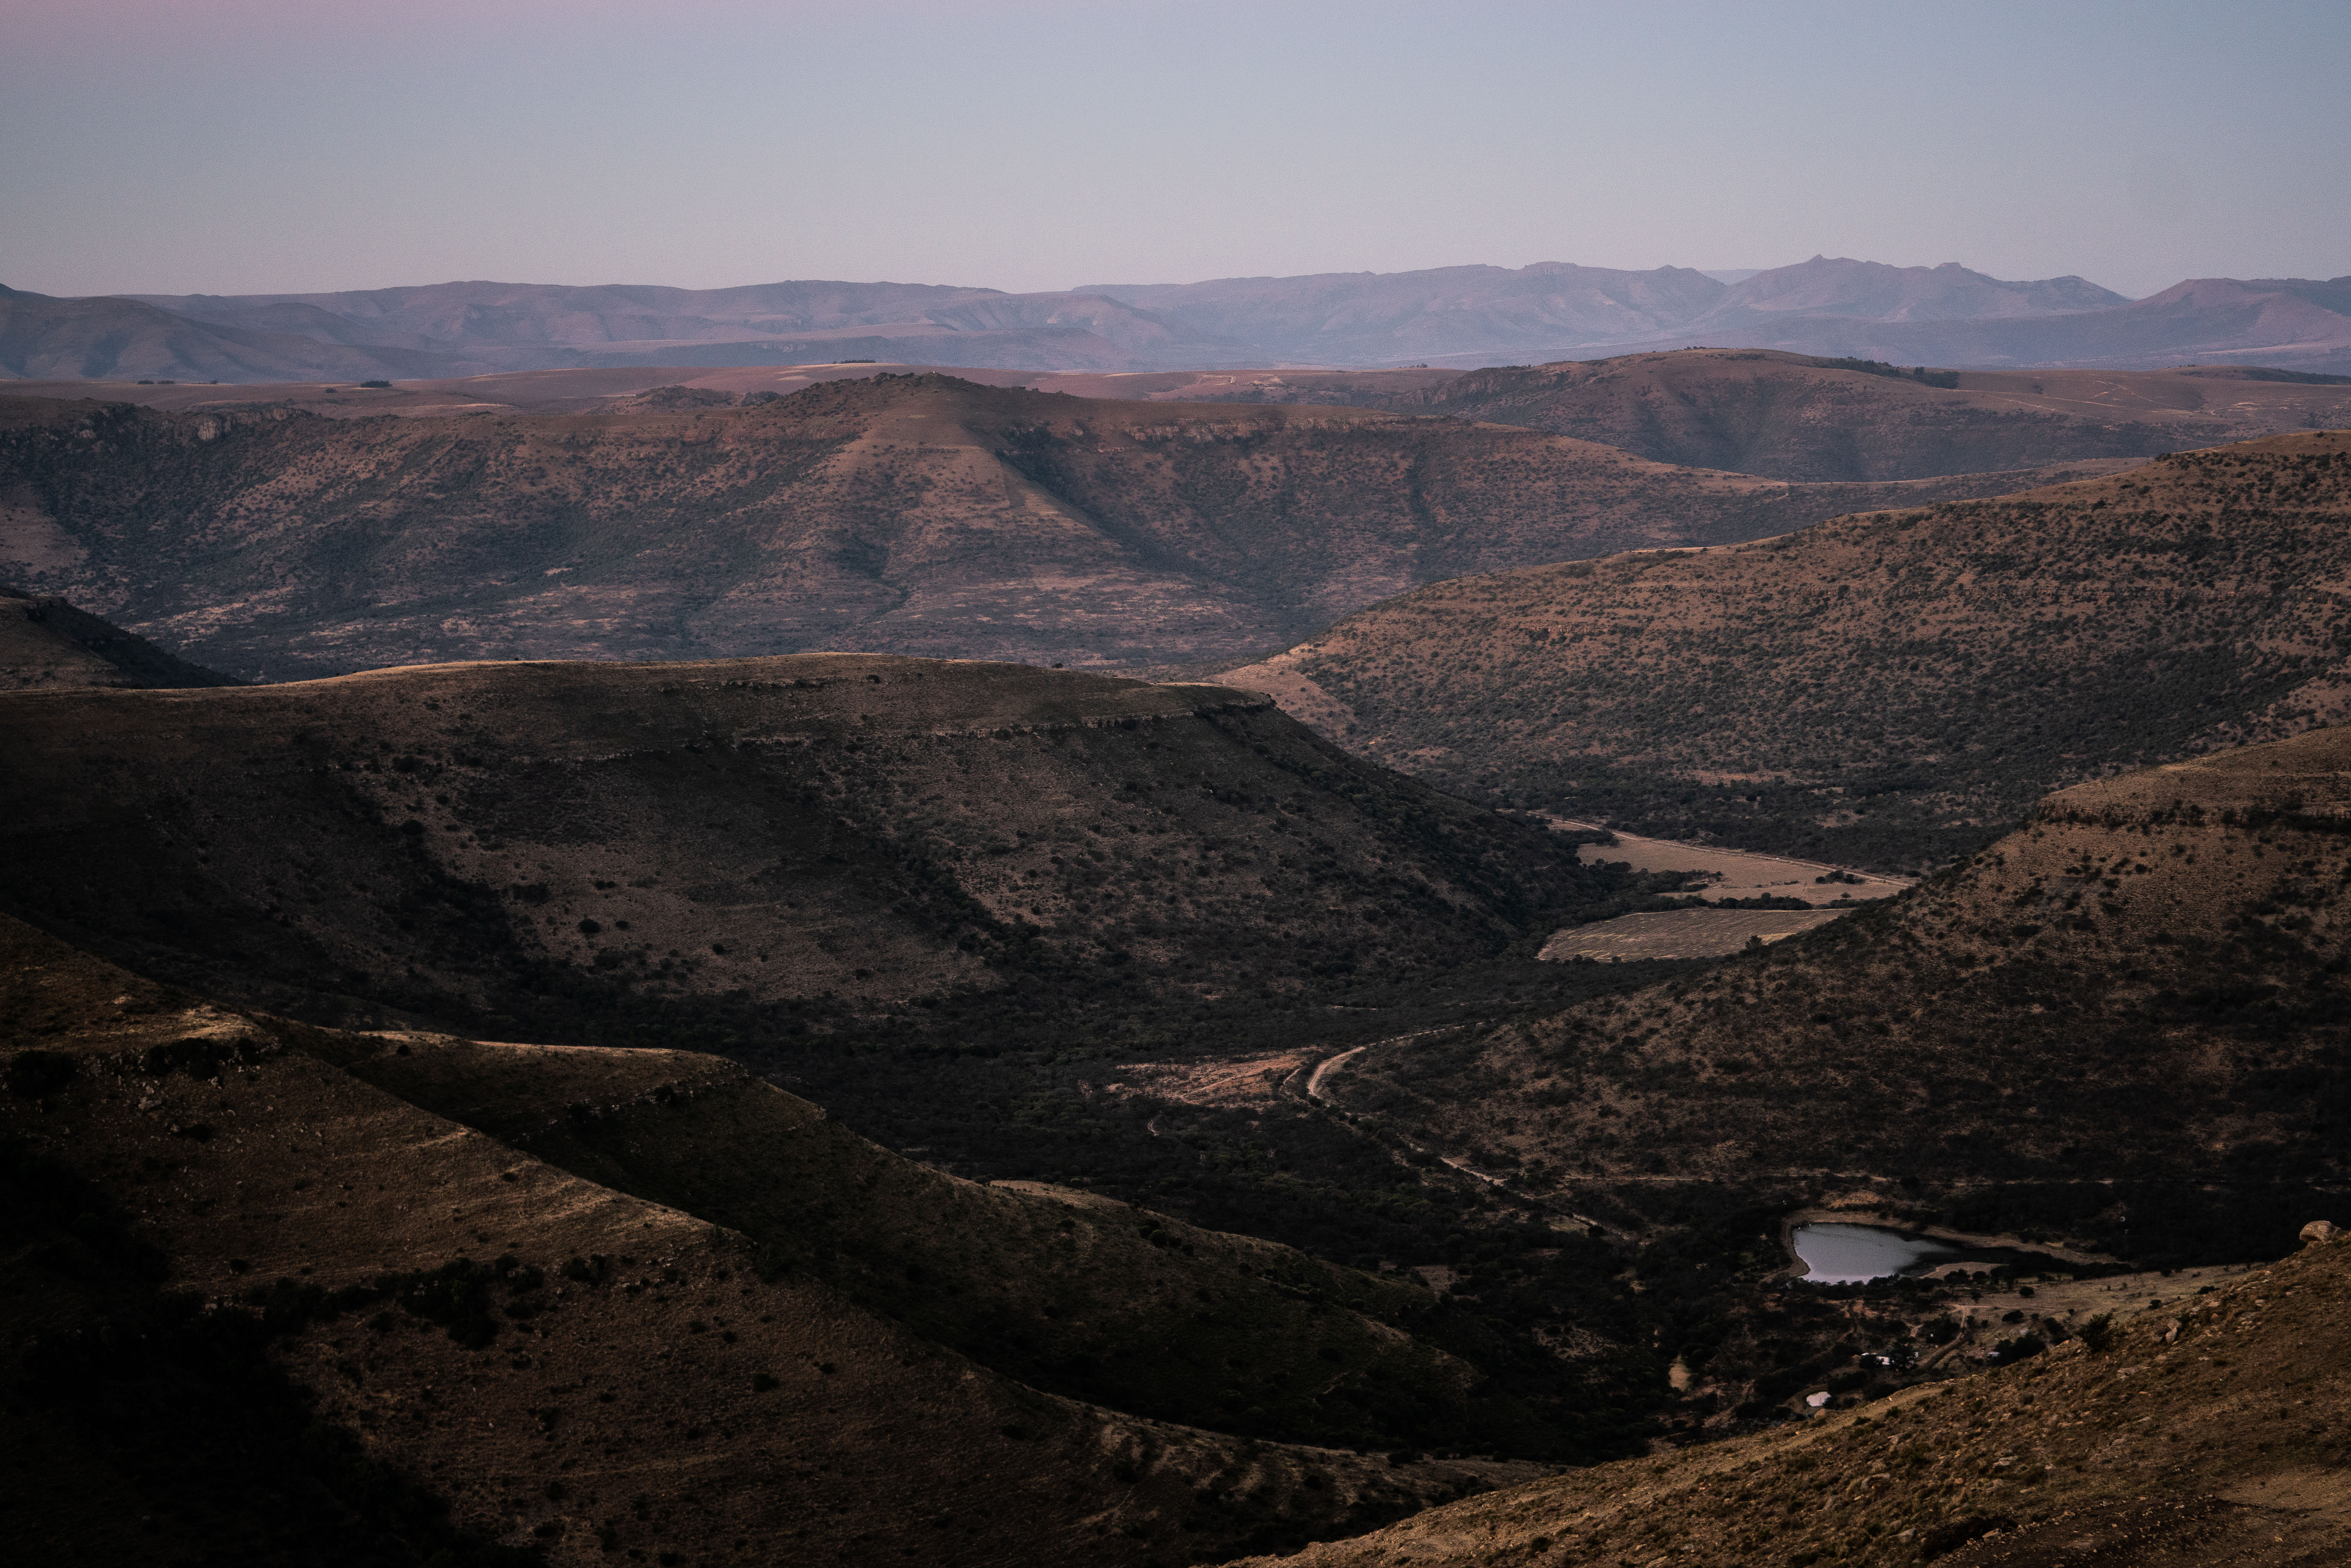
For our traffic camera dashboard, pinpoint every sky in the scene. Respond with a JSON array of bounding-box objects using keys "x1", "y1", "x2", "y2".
[{"x1": 3, "y1": 0, "x2": 2346, "y2": 301}]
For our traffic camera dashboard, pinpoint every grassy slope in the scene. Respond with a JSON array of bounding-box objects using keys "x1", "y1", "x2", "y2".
[
  {"x1": 1269, "y1": 430, "x2": 2351, "y2": 872},
  {"x1": 0, "y1": 378, "x2": 2133, "y2": 678},
  {"x1": 0, "y1": 913, "x2": 1533, "y2": 1567},
  {"x1": 1329, "y1": 721, "x2": 2351, "y2": 1267},
  {"x1": 1218, "y1": 1231, "x2": 2351, "y2": 1568}
]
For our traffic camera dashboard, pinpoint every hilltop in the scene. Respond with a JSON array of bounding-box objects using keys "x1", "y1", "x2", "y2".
[
  {"x1": 1218, "y1": 1229, "x2": 2351, "y2": 1568},
  {"x1": 1240, "y1": 429, "x2": 2351, "y2": 871},
  {"x1": 0, "y1": 914, "x2": 1541, "y2": 1566},
  {"x1": 0, "y1": 376, "x2": 2089, "y2": 678},
  {"x1": 1383, "y1": 351, "x2": 2351, "y2": 481}
]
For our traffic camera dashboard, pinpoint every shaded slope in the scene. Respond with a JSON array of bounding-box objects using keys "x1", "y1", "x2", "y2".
[
  {"x1": 1389, "y1": 350, "x2": 2351, "y2": 481},
  {"x1": 0, "y1": 376, "x2": 2078, "y2": 677},
  {"x1": 1325, "y1": 721, "x2": 2351, "y2": 1261},
  {"x1": 0, "y1": 915, "x2": 1517, "y2": 1567},
  {"x1": 1219, "y1": 1231, "x2": 2351, "y2": 1568},
  {"x1": 1257, "y1": 431, "x2": 2351, "y2": 870},
  {"x1": 0, "y1": 653, "x2": 1629, "y2": 1061},
  {"x1": 0, "y1": 585, "x2": 238, "y2": 689}
]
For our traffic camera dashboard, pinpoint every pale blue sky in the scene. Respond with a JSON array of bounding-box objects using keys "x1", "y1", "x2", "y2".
[{"x1": 4, "y1": 0, "x2": 2345, "y2": 300}]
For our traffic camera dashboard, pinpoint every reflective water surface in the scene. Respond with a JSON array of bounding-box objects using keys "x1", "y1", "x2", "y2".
[{"x1": 1789, "y1": 1222, "x2": 1954, "y2": 1283}]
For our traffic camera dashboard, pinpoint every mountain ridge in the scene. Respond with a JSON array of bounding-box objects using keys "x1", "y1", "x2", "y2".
[
  {"x1": 0, "y1": 375, "x2": 2107, "y2": 679},
  {"x1": 11, "y1": 257, "x2": 2346, "y2": 381}
]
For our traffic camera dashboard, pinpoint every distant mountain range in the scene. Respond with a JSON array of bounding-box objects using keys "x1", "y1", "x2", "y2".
[{"x1": 4, "y1": 257, "x2": 2348, "y2": 382}]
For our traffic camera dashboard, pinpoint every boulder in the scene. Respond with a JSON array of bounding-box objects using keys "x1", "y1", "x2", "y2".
[{"x1": 2301, "y1": 1220, "x2": 2341, "y2": 1246}]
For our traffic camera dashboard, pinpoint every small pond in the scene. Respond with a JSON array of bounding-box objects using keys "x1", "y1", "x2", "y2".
[{"x1": 1788, "y1": 1222, "x2": 1957, "y2": 1283}]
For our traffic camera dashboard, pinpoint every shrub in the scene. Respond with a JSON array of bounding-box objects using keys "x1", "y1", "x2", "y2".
[{"x1": 2075, "y1": 1313, "x2": 2118, "y2": 1353}]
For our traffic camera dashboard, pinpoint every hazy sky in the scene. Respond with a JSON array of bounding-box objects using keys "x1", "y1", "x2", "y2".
[{"x1": 4, "y1": 0, "x2": 2345, "y2": 301}]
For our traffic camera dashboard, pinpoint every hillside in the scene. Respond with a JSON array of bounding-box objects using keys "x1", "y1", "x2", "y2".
[
  {"x1": 1322, "y1": 719, "x2": 2351, "y2": 1265},
  {"x1": 0, "y1": 584, "x2": 239, "y2": 690},
  {"x1": 0, "y1": 653, "x2": 1679, "y2": 1098},
  {"x1": 1219, "y1": 1229, "x2": 2351, "y2": 1568},
  {"x1": 1386, "y1": 351, "x2": 2351, "y2": 481},
  {"x1": 0, "y1": 913, "x2": 1533, "y2": 1567},
  {"x1": 1242, "y1": 430, "x2": 2351, "y2": 871},
  {"x1": 0, "y1": 376, "x2": 2092, "y2": 678}
]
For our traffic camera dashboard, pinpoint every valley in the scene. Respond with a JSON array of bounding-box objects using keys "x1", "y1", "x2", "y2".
[
  {"x1": 4, "y1": 349, "x2": 2350, "y2": 1568},
  {"x1": 14, "y1": 0, "x2": 2351, "y2": 1556}
]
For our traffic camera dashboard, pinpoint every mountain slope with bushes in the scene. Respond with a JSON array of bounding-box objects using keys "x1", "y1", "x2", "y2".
[{"x1": 1242, "y1": 430, "x2": 2351, "y2": 871}]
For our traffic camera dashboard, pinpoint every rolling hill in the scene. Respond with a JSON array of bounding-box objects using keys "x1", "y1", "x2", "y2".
[
  {"x1": 0, "y1": 376, "x2": 2101, "y2": 679},
  {"x1": 0, "y1": 913, "x2": 1537, "y2": 1567},
  {"x1": 1383, "y1": 351, "x2": 2351, "y2": 481},
  {"x1": 1233, "y1": 430, "x2": 2351, "y2": 871}
]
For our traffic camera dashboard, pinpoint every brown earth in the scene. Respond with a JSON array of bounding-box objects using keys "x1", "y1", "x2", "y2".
[
  {"x1": 0, "y1": 915, "x2": 1535, "y2": 1568},
  {"x1": 1319, "y1": 718, "x2": 2351, "y2": 1263},
  {"x1": 1215, "y1": 1231, "x2": 2351, "y2": 1568},
  {"x1": 1240, "y1": 429, "x2": 2351, "y2": 871},
  {"x1": 1385, "y1": 351, "x2": 2351, "y2": 480},
  {"x1": 0, "y1": 375, "x2": 2114, "y2": 679}
]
